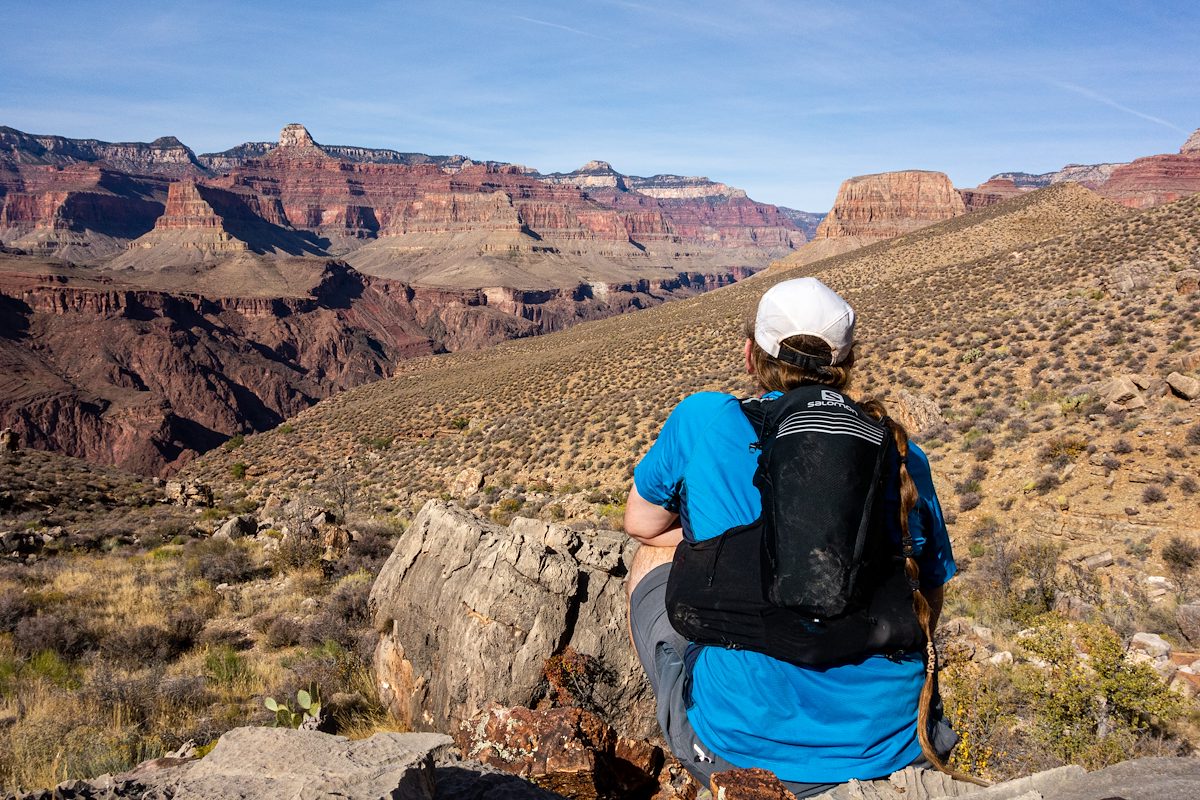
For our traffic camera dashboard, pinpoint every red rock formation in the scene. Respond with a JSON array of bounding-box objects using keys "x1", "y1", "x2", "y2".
[
  {"x1": 1098, "y1": 147, "x2": 1200, "y2": 209},
  {"x1": 0, "y1": 165, "x2": 166, "y2": 260},
  {"x1": 4, "y1": 124, "x2": 804, "y2": 278},
  {"x1": 990, "y1": 129, "x2": 1200, "y2": 208},
  {"x1": 0, "y1": 257, "x2": 743, "y2": 474},
  {"x1": 959, "y1": 178, "x2": 1029, "y2": 212},
  {"x1": 815, "y1": 170, "x2": 967, "y2": 239},
  {"x1": 455, "y1": 704, "x2": 691, "y2": 800}
]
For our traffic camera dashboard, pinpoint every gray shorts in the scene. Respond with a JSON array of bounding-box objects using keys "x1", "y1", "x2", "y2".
[{"x1": 629, "y1": 563, "x2": 838, "y2": 798}]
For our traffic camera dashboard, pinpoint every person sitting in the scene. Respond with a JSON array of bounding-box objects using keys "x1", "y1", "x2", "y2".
[{"x1": 623, "y1": 276, "x2": 957, "y2": 795}]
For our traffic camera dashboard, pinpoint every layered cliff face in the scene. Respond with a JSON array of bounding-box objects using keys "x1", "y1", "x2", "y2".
[
  {"x1": 1183, "y1": 128, "x2": 1200, "y2": 154},
  {"x1": 1, "y1": 124, "x2": 807, "y2": 284},
  {"x1": 0, "y1": 125, "x2": 205, "y2": 177},
  {"x1": 987, "y1": 128, "x2": 1200, "y2": 208},
  {"x1": 991, "y1": 163, "x2": 1125, "y2": 190},
  {"x1": 0, "y1": 122, "x2": 808, "y2": 470},
  {"x1": 1097, "y1": 137, "x2": 1200, "y2": 209},
  {"x1": 0, "y1": 164, "x2": 167, "y2": 261},
  {"x1": 814, "y1": 170, "x2": 967, "y2": 239},
  {"x1": 959, "y1": 178, "x2": 1029, "y2": 212},
  {"x1": 110, "y1": 180, "x2": 324, "y2": 268},
  {"x1": 0, "y1": 254, "x2": 742, "y2": 474}
]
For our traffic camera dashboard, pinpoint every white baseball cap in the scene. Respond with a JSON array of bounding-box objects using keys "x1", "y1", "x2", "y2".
[{"x1": 754, "y1": 277, "x2": 855, "y2": 367}]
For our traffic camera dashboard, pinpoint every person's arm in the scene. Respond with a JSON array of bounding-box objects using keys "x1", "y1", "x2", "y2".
[{"x1": 624, "y1": 484, "x2": 683, "y2": 547}]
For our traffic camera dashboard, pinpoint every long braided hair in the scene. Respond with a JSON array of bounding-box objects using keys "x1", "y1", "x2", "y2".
[{"x1": 749, "y1": 331, "x2": 988, "y2": 786}]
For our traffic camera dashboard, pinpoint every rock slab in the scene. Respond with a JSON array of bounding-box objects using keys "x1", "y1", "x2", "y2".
[
  {"x1": 171, "y1": 727, "x2": 452, "y2": 799},
  {"x1": 370, "y1": 501, "x2": 655, "y2": 740}
]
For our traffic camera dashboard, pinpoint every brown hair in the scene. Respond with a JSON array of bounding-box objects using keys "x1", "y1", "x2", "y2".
[
  {"x1": 861, "y1": 397, "x2": 986, "y2": 786},
  {"x1": 744, "y1": 323, "x2": 855, "y2": 394}
]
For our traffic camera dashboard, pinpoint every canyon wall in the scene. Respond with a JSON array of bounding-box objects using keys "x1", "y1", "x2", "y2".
[
  {"x1": 814, "y1": 170, "x2": 967, "y2": 239},
  {"x1": 1, "y1": 124, "x2": 806, "y2": 275},
  {"x1": 0, "y1": 258, "x2": 743, "y2": 474}
]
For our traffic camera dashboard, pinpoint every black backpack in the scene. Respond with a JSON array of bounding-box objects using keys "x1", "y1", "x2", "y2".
[{"x1": 665, "y1": 384, "x2": 925, "y2": 667}]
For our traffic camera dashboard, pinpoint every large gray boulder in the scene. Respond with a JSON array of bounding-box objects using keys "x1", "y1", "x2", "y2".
[{"x1": 369, "y1": 501, "x2": 656, "y2": 740}]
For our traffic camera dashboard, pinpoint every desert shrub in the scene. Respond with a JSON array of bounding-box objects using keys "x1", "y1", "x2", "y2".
[
  {"x1": 489, "y1": 497, "x2": 524, "y2": 526},
  {"x1": 1113, "y1": 438, "x2": 1134, "y2": 454},
  {"x1": 963, "y1": 536, "x2": 1063, "y2": 628},
  {"x1": 263, "y1": 616, "x2": 304, "y2": 649},
  {"x1": 274, "y1": 527, "x2": 324, "y2": 573},
  {"x1": 185, "y1": 538, "x2": 259, "y2": 584},
  {"x1": 1039, "y1": 434, "x2": 1089, "y2": 468},
  {"x1": 13, "y1": 613, "x2": 96, "y2": 660},
  {"x1": 158, "y1": 674, "x2": 210, "y2": 708},
  {"x1": 1141, "y1": 485, "x2": 1167, "y2": 504},
  {"x1": 0, "y1": 590, "x2": 36, "y2": 633},
  {"x1": 1186, "y1": 423, "x2": 1200, "y2": 446},
  {"x1": 276, "y1": 641, "x2": 362, "y2": 704},
  {"x1": 327, "y1": 530, "x2": 393, "y2": 579},
  {"x1": 1031, "y1": 473, "x2": 1060, "y2": 494},
  {"x1": 944, "y1": 661, "x2": 1018, "y2": 780},
  {"x1": 1162, "y1": 535, "x2": 1200, "y2": 592},
  {"x1": 327, "y1": 577, "x2": 371, "y2": 627},
  {"x1": 959, "y1": 493, "x2": 983, "y2": 512},
  {"x1": 970, "y1": 437, "x2": 996, "y2": 462},
  {"x1": 230, "y1": 462, "x2": 248, "y2": 480},
  {"x1": 100, "y1": 612, "x2": 202, "y2": 666}
]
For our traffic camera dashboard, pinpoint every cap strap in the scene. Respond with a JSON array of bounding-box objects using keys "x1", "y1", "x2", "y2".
[{"x1": 776, "y1": 346, "x2": 834, "y2": 371}]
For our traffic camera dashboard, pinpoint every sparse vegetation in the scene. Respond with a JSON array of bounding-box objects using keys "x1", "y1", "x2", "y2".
[{"x1": 8, "y1": 185, "x2": 1200, "y2": 788}]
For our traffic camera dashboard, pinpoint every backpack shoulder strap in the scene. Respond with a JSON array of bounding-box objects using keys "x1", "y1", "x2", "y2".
[{"x1": 738, "y1": 396, "x2": 771, "y2": 450}]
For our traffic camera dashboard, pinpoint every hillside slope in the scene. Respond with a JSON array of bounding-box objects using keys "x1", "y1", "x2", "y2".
[{"x1": 185, "y1": 183, "x2": 1200, "y2": 561}]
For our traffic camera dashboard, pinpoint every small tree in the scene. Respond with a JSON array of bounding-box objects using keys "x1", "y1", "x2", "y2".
[{"x1": 1162, "y1": 535, "x2": 1200, "y2": 599}]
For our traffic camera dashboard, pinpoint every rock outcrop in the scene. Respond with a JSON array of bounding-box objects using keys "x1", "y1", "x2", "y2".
[
  {"x1": 990, "y1": 129, "x2": 1200, "y2": 209},
  {"x1": 455, "y1": 704, "x2": 691, "y2": 799},
  {"x1": 370, "y1": 501, "x2": 655, "y2": 741},
  {"x1": 3, "y1": 727, "x2": 582, "y2": 799},
  {"x1": 990, "y1": 163, "x2": 1125, "y2": 190},
  {"x1": 958, "y1": 178, "x2": 1028, "y2": 212},
  {"x1": 1183, "y1": 128, "x2": 1200, "y2": 154},
  {"x1": 1098, "y1": 147, "x2": 1200, "y2": 209},
  {"x1": 814, "y1": 171, "x2": 967, "y2": 240},
  {"x1": 0, "y1": 125, "x2": 205, "y2": 177}
]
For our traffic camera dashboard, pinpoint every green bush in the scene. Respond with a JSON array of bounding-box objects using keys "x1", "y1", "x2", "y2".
[{"x1": 1016, "y1": 614, "x2": 1182, "y2": 768}]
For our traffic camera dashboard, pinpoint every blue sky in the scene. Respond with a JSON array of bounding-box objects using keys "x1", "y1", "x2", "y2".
[{"x1": 1, "y1": 0, "x2": 1197, "y2": 210}]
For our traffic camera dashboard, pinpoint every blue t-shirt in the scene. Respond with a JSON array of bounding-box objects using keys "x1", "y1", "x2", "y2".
[{"x1": 633, "y1": 391, "x2": 956, "y2": 783}]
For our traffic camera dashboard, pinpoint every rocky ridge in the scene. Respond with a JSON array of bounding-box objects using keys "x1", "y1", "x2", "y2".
[
  {"x1": 986, "y1": 127, "x2": 1200, "y2": 209},
  {"x1": 0, "y1": 123, "x2": 808, "y2": 276}
]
